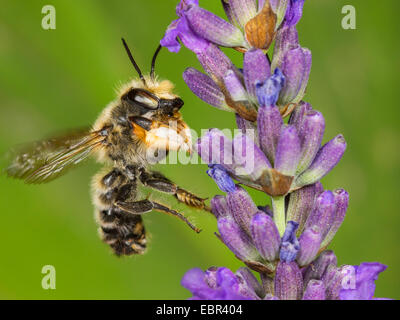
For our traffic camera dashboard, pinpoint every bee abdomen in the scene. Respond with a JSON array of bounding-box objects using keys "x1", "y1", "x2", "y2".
[
  {"x1": 97, "y1": 208, "x2": 147, "y2": 256},
  {"x1": 92, "y1": 168, "x2": 146, "y2": 256}
]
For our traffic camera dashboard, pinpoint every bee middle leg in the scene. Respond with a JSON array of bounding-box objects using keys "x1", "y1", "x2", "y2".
[{"x1": 138, "y1": 169, "x2": 211, "y2": 212}]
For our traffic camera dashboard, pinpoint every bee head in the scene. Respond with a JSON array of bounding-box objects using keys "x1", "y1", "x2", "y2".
[{"x1": 119, "y1": 38, "x2": 192, "y2": 155}]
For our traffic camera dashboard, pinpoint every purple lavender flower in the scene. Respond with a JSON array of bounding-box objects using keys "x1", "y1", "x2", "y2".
[
  {"x1": 182, "y1": 258, "x2": 390, "y2": 300},
  {"x1": 162, "y1": 0, "x2": 282, "y2": 54},
  {"x1": 181, "y1": 267, "x2": 253, "y2": 300},
  {"x1": 196, "y1": 102, "x2": 346, "y2": 197},
  {"x1": 160, "y1": 0, "x2": 390, "y2": 300}
]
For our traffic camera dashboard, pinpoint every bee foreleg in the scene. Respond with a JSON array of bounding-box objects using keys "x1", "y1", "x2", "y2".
[{"x1": 139, "y1": 170, "x2": 211, "y2": 212}]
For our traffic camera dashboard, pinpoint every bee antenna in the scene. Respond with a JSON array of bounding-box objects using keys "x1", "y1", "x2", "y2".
[
  {"x1": 121, "y1": 38, "x2": 147, "y2": 86},
  {"x1": 150, "y1": 44, "x2": 162, "y2": 81}
]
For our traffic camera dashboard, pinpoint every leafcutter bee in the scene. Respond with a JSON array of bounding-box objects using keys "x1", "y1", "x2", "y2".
[{"x1": 5, "y1": 39, "x2": 209, "y2": 256}]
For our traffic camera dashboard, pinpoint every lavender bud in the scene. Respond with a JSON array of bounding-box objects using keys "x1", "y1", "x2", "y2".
[
  {"x1": 275, "y1": 261, "x2": 303, "y2": 300},
  {"x1": 211, "y1": 195, "x2": 229, "y2": 219},
  {"x1": 274, "y1": 125, "x2": 301, "y2": 177},
  {"x1": 250, "y1": 212, "x2": 281, "y2": 261},
  {"x1": 296, "y1": 110, "x2": 325, "y2": 175},
  {"x1": 257, "y1": 105, "x2": 283, "y2": 164},
  {"x1": 236, "y1": 267, "x2": 263, "y2": 298},
  {"x1": 243, "y1": 49, "x2": 271, "y2": 100},
  {"x1": 196, "y1": 128, "x2": 234, "y2": 172},
  {"x1": 223, "y1": 70, "x2": 248, "y2": 102},
  {"x1": 321, "y1": 189, "x2": 349, "y2": 247},
  {"x1": 322, "y1": 265, "x2": 347, "y2": 300},
  {"x1": 283, "y1": 0, "x2": 306, "y2": 27},
  {"x1": 271, "y1": 26, "x2": 299, "y2": 71},
  {"x1": 270, "y1": 0, "x2": 289, "y2": 28},
  {"x1": 232, "y1": 133, "x2": 272, "y2": 180},
  {"x1": 235, "y1": 114, "x2": 258, "y2": 144},
  {"x1": 228, "y1": 0, "x2": 258, "y2": 28},
  {"x1": 303, "y1": 250, "x2": 338, "y2": 286},
  {"x1": 183, "y1": 68, "x2": 230, "y2": 110},
  {"x1": 218, "y1": 216, "x2": 258, "y2": 261},
  {"x1": 304, "y1": 190, "x2": 337, "y2": 238},
  {"x1": 288, "y1": 101, "x2": 312, "y2": 131},
  {"x1": 302, "y1": 280, "x2": 326, "y2": 300},
  {"x1": 297, "y1": 226, "x2": 323, "y2": 267},
  {"x1": 260, "y1": 273, "x2": 274, "y2": 296},
  {"x1": 185, "y1": 5, "x2": 246, "y2": 48},
  {"x1": 294, "y1": 134, "x2": 347, "y2": 188},
  {"x1": 280, "y1": 221, "x2": 300, "y2": 262},
  {"x1": 197, "y1": 43, "x2": 234, "y2": 81},
  {"x1": 226, "y1": 186, "x2": 259, "y2": 235},
  {"x1": 286, "y1": 182, "x2": 323, "y2": 234},
  {"x1": 278, "y1": 47, "x2": 312, "y2": 106}
]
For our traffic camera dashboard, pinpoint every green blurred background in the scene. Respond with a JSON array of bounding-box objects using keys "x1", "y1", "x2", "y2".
[{"x1": 0, "y1": 0, "x2": 398, "y2": 299}]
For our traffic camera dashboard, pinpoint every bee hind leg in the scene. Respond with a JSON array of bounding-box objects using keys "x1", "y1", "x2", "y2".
[{"x1": 115, "y1": 199, "x2": 201, "y2": 233}]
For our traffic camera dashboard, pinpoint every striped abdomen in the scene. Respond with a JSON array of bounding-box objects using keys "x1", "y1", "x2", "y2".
[{"x1": 92, "y1": 168, "x2": 146, "y2": 256}]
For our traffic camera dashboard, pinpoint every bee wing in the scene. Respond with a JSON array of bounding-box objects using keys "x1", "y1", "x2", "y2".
[{"x1": 5, "y1": 128, "x2": 107, "y2": 184}]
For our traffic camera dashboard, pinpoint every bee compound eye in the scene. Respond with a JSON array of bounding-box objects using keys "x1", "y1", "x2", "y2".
[{"x1": 124, "y1": 89, "x2": 159, "y2": 110}]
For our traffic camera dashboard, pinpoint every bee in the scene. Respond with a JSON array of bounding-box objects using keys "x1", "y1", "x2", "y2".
[{"x1": 4, "y1": 39, "x2": 210, "y2": 256}]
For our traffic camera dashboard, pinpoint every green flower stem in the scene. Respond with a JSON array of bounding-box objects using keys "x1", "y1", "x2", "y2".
[{"x1": 272, "y1": 195, "x2": 286, "y2": 237}]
